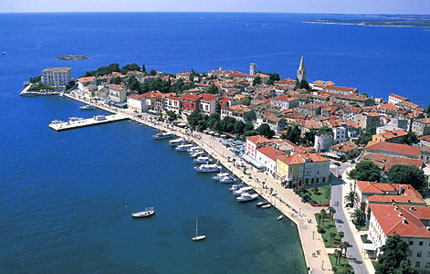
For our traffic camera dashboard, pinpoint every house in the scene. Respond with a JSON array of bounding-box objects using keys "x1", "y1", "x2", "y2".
[
  {"x1": 329, "y1": 141, "x2": 359, "y2": 159},
  {"x1": 297, "y1": 103, "x2": 322, "y2": 117},
  {"x1": 355, "y1": 112, "x2": 381, "y2": 133},
  {"x1": 324, "y1": 85, "x2": 358, "y2": 95},
  {"x1": 412, "y1": 118, "x2": 430, "y2": 137},
  {"x1": 77, "y1": 76, "x2": 97, "y2": 91},
  {"x1": 220, "y1": 105, "x2": 252, "y2": 122},
  {"x1": 108, "y1": 84, "x2": 126, "y2": 103},
  {"x1": 271, "y1": 95, "x2": 300, "y2": 110},
  {"x1": 127, "y1": 70, "x2": 144, "y2": 82},
  {"x1": 372, "y1": 129, "x2": 408, "y2": 143},
  {"x1": 127, "y1": 94, "x2": 148, "y2": 113},
  {"x1": 256, "y1": 112, "x2": 285, "y2": 134},
  {"x1": 364, "y1": 141, "x2": 420, "y2": 159},
  {"x1": 199, "y1": 94, "x2": 218, "y2": 115},
  {"x1": 42, "y1": 67, "x2": 72, "y2": 87},
  {"x1": 245, "y1": 135, "x2": 271, "y2": 160},
  {"x1": 256, "y1": 144, "x2": 288, "y2": 177},
  {"x1": 333, "y1": 126, "x2": 348, "y2": 144},
  {"x1": 368, "y1": 204, "x2": 430, "y2": 271},
  {"x1": 388, "y1": 93, "x2": 408, "y2": 105},
  {"x1": 165, "y1": 96, "x2": 182, "y2": 114},
  {"x1": 181, "y1": 94, "x2": 201, "y2": 114},
  {"x1": 142, "y1": 90, "x2": 166, "y2": 112}
]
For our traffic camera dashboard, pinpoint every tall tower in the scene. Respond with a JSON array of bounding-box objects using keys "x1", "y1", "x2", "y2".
[
  {"x1": 249, "y1": 63, "x2": 256, "y2": 75},
  {"x1": 297, "y1": 56, "x2": 306, "y2": 82}
]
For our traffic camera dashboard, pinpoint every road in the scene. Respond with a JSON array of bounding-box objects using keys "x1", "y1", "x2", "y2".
[{"x1": 330, "y1": 161, "x2": 368, "y2": 274}]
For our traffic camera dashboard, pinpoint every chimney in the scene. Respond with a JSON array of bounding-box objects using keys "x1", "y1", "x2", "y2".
[
  {"x1": 398, "y1": 213, "x2": 403, "y2": 217},
  {"x1": 410, "y1": 206, "x2": 415, "y2": 211},
  {"x1": 427, "y1": 227, "x2": 430, "y2": 232},
  {"x1": 402, "y1": 218, "x2": 408, "y2": 225},
  {"x1": 394, "y1": 206, "x2": 399, "y2": 210}
]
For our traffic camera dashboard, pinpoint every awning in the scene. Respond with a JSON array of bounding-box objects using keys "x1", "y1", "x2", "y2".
[
  {"x1": 242, "y1": 154, "x2": 264, "y2": 169},
  {"x1": 362, "y1": 243, "x2": 377, "y2": 251},
  {"x1": 325, "y1": 151, "x2": 342, "y2": 159}
]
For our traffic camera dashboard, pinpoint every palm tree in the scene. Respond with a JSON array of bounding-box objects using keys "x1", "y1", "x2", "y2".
[
  {"x1": 341, "y1": 241, "x2": 352, "y2": 257},
  {"x1": 334, "y1": 249, "x2": 342, "y2": 265},
  {"x1": 344, "y1": 191, "x2": 355, "y2": 208},
  {"x1": 329, "y1": 231, "x2": 337, "y2": 242},
  {"x1": 320, "y1": 209, "x2": 328, "y2": 227},
  {"x1": 328, "y1": 206, "x2": 336, "y2": 219}
]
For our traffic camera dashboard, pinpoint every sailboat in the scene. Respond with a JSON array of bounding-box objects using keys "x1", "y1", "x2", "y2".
[{"x1": 192, "y1": 218, "x2": 206, "y2": 241}]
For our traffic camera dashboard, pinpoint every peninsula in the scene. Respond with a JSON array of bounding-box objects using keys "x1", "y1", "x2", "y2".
[
  {"x1": 304, "y1": 18, "x2": 430, "y2": 28},
  {"x1": 57, "y1": 55, "x2": 87, "y2": 60}
]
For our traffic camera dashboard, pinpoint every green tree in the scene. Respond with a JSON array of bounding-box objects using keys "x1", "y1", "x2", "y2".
[
  {"x1": 334, "y1": 249, "x2": 342, "y2": 265},
  {"x1": 341, "y1": 241, "x2": 351, "y2": 257},
  {"x1": 257, "y1": 123, "x2": 275, "y2": 139},
  {"x1": 240, "y1": 97, "x2": 252, "y2": 106},
  {"x1": 253, "y1": 76, "x2": 262, "y2": 86},
  {"x1": 166, "y1": 111, "x2": 177, "y2": 122},
  {"x1": 110, "y1": 76, "x2": 122, "y2": 85},
  {"x1": 319, "y1": 209, "x2": 328, "y2": 227},
  {"x1": 121, "y1": 63, "x2": 141, "y2": 73},
  {"x1": 328, "y1": 207, "x2": 336, "y2": 220},
  {"x1": 351, "y1": 209, "x2": 366, "y2": 227},
  {"x1": 142, "y1": 64, "x2": 147, "y2": 74},
  {"x1": 244, "y1": 122, "x2": 254, "y2": 131},
  {"x1": 207, "y1": 84, "x2": 218, "y2": 94},
  {"x1": 29, "y1": 75, "x2": 41, "y2": 83},
  {"x1": 65, "y1": 80, "x2": 75, "y2": 90},
  {"x1": 427, "y1": 103, "x2": 430, "y2": 114},
  {"x1": 405, "y1": 130, "x2": 419, "y2": 145},
  {"x1": 318, "y1": 126, "x2": 334, "y2": 136},
  {"x1": 150, "y1": 69, "x2": 157, "y2": 76},
  {"x1": 286, "y1": 125, "x2": 301, "y2": 144},
  {"x1": 127, "y1": 76, "x2": 140, "y2": 91},
  {"x1": 234, "y1": 121, "x2": 246, "y2": 135},
  {"x1": 349, "y1": 160, "x2": 381, "y2": 182},
  {"x1": 344, "y1": 191, "x2": 356, "y2": 208},
  {"x1": 376, "y1": 233, "x2": 417, "y2": 274},
  {"x1": 387, "y1": 164, "x2": 427, "y2": 190},
  {"x1": 243, "y1": 111, "x2": 257, "y2": 121},
  {"x1": 187, "y1": 111, "x2": 203, "y2": 128},
  {"x1": 358, "y1": 131, "x2": 373, "y2": 146},
  {"x1": 304, "y1": 129, "x2": 317, "y2": 144}
]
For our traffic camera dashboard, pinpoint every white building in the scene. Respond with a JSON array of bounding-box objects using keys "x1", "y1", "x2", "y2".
[
  {"x1": 108, "y1": 84, "x2": 126, "y2": 103},
  {"x1": 165, "y1": 96, "x2": 182, "y2": 114},
  {"x1": 256, "y1": 144, "x2": 287, "y2": 178},
  {"x1": 199, "y1": 94, "x2": 218, "y2": 116},
  {"x1": 303, "y1": 155, "x2": 330, "y2": 185},
  {"x1": 245, "y1": 135, "x2": 271, "y2": 160},
  {"x1": 388, "y1": 93, "x2": 408, "y2": 105},
  {"x1": 333, "y1": 127, "x2": 347, "y2": 144},
  {"x1": 127, "y1": 94, "x2": 148, "y2": 113},
  {"x1": 368, "y1": 204, "x2": 430, "y2": 271},
  {"x1": 314, "y1": 134, "x2": 333, "y2": 152},
  {"x1": 271, "y1": 95, "x2": 300, "y2": 110},
  {"x1": 42, "y1": 67, "x2": 72, "y2": 87}
]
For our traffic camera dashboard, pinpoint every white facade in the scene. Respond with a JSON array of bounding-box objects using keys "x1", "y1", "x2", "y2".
[
  {"x1": 109, "y1": 88, "x2": 126, "y2": 103},
  {"x1": 199, "y1": 97, "x2": 217, "y2": 115},
  {"x1": 256, "y1": 150, "x2": 277, "y2": 176},
  {"x1": 246, "y1": 139, "x2": 258, "y2": 159},
  {"x1": 42, "y1": 67, "x2": 72, "y2": 87},
  {"x1": 333, "y1": 127, "x2": 347, "y2": 144},
  {"x1": 272, "y1": 97, "x2": 300, "y2": 110},
  {"x1": 127, "y1": 96, "x2": 147, "y2": 113},
  {"x1": 303, "y1": 160, "x2": 330, "y2": 186},
  {"x1": 388, "y1": 94, "x2": 407, "y2": 105},
  {"x1": 166, "y1": 97, "x2": 181, "y2": 114},
  {"x1": 314, "y1": 134, "x2": 333, "y2": 152}
]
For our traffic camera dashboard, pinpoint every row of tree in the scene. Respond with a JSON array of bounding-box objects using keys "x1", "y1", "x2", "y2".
[
  {"x1": 187, "y1": 112, "x2": 275, "y2": 139},
  {"x1": 84, "y1": 63, "x2": 157, "y2": 77}
]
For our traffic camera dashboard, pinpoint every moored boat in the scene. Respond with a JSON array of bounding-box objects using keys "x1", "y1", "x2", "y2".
[
  {"x1": 153, "y1": 132, "x2": 172, "y2": 140},
  {"x1": 187, "y1": 146, "x2": 201, "y2": 154},
  {"x1": 219, "y1": 176, "x2": 235, "y2": 184},
  {"x1": 194, "y1": 164, "x2": 221, "y2": 173},
  {"x1": 261, "y1": 204, "x2": 271, "y2": 209},
  {"x1": 229, "y1": 183, "x2": 244, "y2": 191},
  {"x1": 212, "y1": 172, "x2": 230, "y2": 180},
  {"x1": 169, "y1": 138, "x2": 184, "y2": 146},
  {"x1": 256, "y1": 201, "x2": 269, "y2": 207},
  {"x1": 232, "y1": 186, "x2": 253, "y2": 197},
  {"x1": 192, "y1": 218, "x2": 206, "y2": 241},
  {"x1": 236, "y1": 193, "x2": 258, "y2": 203},
  {"x1": 194, "y1": 156, "x2": 212, "y2": 164},
  {"x1": 131, "y1": 207, "x2": 155, "y2": 218},
  {"x1": 277, "y1": 215, "x2": 284, "y2": 220},
  {"x1": 190, "y1": 151, "x2": 205, "y2": 158},
  {"x1": 80, "y1": 104, "x2": 95, "y2": 110},
  {"x1": 176, "y1": 143, "x2": 194, "y2": 151}
]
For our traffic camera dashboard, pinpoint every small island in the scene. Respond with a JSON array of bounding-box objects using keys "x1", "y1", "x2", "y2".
[
  {"x1": 304, "y1": 18, "x2": 430, "y2": 28},
  {"x1": 57, "y1": 55, "x2": 87, "y2": 61}
]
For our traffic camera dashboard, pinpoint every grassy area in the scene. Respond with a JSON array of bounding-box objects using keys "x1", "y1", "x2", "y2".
[
  {"x1": 329, "y1": 254, "x2": 353, "y2": 274},
  {"x1": 315, "y1": 214, "x2": 342, "y2": 248},
  {"x1": 309, "y1": 185, "x2": 331, "y2": 204},
  {"x1": 361, "y1": 234, "x2": 372, "y2": 244},
  {"x1": 356, "y1": 225, "x2": 369, "y2": 231}
]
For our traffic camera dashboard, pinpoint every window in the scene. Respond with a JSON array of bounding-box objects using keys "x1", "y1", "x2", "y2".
[
  {"x1": 419, "y1": 241, "x2": 423, "y2": 246},
  {"x1": 426, "y1": 262, "x2": 430, "y2": 269},
  {"x1": 410, "y1": 241, "x2": 414, "y2": 245},
  {"x1": 417, "y1": 251, "x2": 422, "y2": 258},
  {"x1": 416, "y1": 262, "x2": 420, "y2": 268},
  {"x1": 427, "y1": 251, "x2": 430, "y2": 258}
]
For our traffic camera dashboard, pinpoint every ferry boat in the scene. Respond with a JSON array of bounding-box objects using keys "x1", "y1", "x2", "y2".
[
  {"x1": 80, "y1": 104, "x2": 95, "y2": 110},
  {"x1": 219, "y1": 176, "x2": 235, "y2": 184},
  {"x1": 212, "y1": 172, "x2": 230, "y2": 180},
  {"x1": 131, "y1": 207, "x2": 155, "y2": 218},
  {"x1": 190, "y1": 151, "x2": 205, "y2": 158},
  {"x1": 194, "y1": 164, "x2": 221, "y2": 173},
  {"x1": 236, "y1": 193, "x2": 258, "y2": 203},
  {"x1": 194, "y1": 156, "x2": 212, "y2": 164},
  {"x1": 153, "y1": 131, "x2": 172, "y2": 140},
  {"x1": 229, "y1": 183, "x2": 244, "y2": 191},
  {"x1": 233, "y1": 186, "x2": 253, "y2": 197},
  {"x1": 176, "y1": 143, "x2": 194, "y2": 152},
  {"x1": 169, "y1": 138, "x2": 184, "y2": 147}
]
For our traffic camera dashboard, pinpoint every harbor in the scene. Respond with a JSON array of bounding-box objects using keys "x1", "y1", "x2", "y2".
[{"x1": 59, "y1": 91, "x2": 331, "y2": 273}]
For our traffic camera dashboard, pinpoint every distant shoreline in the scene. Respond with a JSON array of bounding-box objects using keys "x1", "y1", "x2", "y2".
[{"x1": 303, "y1": 20, "x2": 430, "y2": 29}]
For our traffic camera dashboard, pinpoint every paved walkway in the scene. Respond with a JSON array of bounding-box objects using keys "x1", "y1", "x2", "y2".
[{"x1": 64, "y1": 91, "x2": 332, "y2": 273}]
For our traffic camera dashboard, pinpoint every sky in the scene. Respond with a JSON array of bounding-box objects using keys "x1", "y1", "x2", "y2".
[{"x1": 1, "y1": 0, "x2": 430, "y2": 14}]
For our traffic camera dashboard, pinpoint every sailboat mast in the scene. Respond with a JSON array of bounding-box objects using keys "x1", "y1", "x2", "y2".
[{"x1": 195, "y1": 218, "x2": 198, "y2": 236}]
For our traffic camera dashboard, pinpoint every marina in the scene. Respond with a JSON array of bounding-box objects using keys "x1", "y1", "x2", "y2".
[{"x1": 48, "y1": 114, "x2": 128, "y2": 131}]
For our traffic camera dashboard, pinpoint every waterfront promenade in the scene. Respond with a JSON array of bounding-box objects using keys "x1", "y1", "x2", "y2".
[{"x1": 63, "y1": 91, "x2": 332, "y2": 273}]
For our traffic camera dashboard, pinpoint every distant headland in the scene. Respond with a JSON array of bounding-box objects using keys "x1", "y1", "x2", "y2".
[
  {"x1": 57, "y1": 55, "x2": 87, "y2": 61},
  {"x1": 304, "y1": 18, "x2": 430, "y2": 28}
]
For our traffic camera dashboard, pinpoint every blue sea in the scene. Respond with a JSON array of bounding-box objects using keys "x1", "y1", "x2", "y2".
[{"x1": 0, "y1": 12, "x2": 429, "y2": 274}]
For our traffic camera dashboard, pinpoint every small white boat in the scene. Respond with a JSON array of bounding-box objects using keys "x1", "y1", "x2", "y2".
[
  {"x1": 261, "y1": 204, "x2": 271, "y2": 209},
  {"x1": 131, "y1": 207, "x2": 155, "y2": 218},
  {"x1": 229, "y1": 183, "x2": 244, "y2": 191},
  {"x1": 153, "y1": 132, "x2": 172, "y2": 140},
  {"x1": 256, "y1": 201, "x2": 269, "y2": 207},
  {"x1": 233, "y1": 186, "x2": 253, "y2": 197},
  {"x1": 176, "y1": 143, "x2": 194, "y2": 151},
  {"x1": 192, "y1": 218, "x2": 206, "y2": 241},
  {"x1": 80, "y1": 104, "x2": 95, "y2": 110},
  {"x1": 194, "y1": 156, "x2": 212, "y2": 164},
  {"x1": 169, "y1": 138, "x2": 184, "y2": 146},
  {"x1": 187, "y1": 146, "x2": 201, "y2": 154},
  {"x1": 212, "y1": 172, "x2": 230, "y2": 180},
  {"x1": 237, "y1": 193, "x2": 258, "y2": 203},
  {"x1": 190, "y1": 151, "x2": 205, "y2": 158},
  {"x1": 219, "y1": 176, "x2": 235, "y2": 184},
  {"x1": 194, "y1": 164, "x2": 221, "y2": 173},
  {"x1": 277, "y1": 215, "x2": 284, "y2": 221}
]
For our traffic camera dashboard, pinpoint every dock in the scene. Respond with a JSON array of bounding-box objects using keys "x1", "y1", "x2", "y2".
[{"x1": 49, "y1": 114, "x2": 128, "y2": 131}]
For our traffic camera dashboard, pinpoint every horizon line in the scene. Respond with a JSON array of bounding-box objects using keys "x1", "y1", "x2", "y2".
[{"x1": 0, "y1": 11, "x2": 430, "y2": 15}]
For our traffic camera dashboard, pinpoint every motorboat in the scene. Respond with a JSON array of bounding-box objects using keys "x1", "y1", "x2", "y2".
[
  {"x1": 229, "y1": 183, "x2": 244, "y2": 191},
  {"x1": 256, "y1": 201, "x2": 269, "y2": 207},
  {"x1": 212, "y1": 172, "x2": 230, "y2": 180},
  {"x1": 237, "y1": 193, "x2": 258, "y2": 203},
  {"x1": 261, "y1": 204, "x2": 271, "y2": 209},
  {"x1": 187, "y1": 146, "x2": 201, "y2": 154},
  {"x1": 80, "y1": 104, "x2": 95, "y2": 110},
  {"x1": 192, "y1": 218, "x2": 206, "y2": 241},
  {"x1": 131, "y1": 207, "x2": 155, "y2": 218},
  {"x1": 233, "y1": 186, "x2": 253, "y2": 197},
  {"x1": 194, "y1": 156, "x2": 212, "y2": 164},
  {"x1": 176, "y1": 143, "x2": 194, "y2": 152},
  {"x1": 194, "y1": 164, "x2": 221, "y2": 173},
  {"x1": 153, "y1": 132, "x2": 172, "y2": 140},
  {"x1": 169, "y1": 138, "x2": 184, "y2": 146},
  {"x1": 190, "y1": 151, "x2": 205, "y2": 158},
  {"x1": 219, "y1": 176, "x2": 235, "y2": 184},
  {"x1": 277, "y1": 215, "x2": 284, "y2": 221}
]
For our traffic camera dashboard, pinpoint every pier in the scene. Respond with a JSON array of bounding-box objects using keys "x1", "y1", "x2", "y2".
[{"x1": 49, "y1": 114, "x2": 128, "y2": 131}]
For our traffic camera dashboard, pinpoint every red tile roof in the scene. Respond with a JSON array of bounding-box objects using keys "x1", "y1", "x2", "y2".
[
  {"x1": 273, "y1": 95, "x2": 298, "y2": 102},
  {"x1": 360, "y1": 152, "x2": 423, "y2": 171},
  {"x1": 200, "y1": 94, "x2": 218, "y2": 102},
  {"x1": 365, "y1": 141, "x2": 420, "y2": 158},
  {"x1": 247, "y1": 135, "x2": 271, "y2": 145},
  {"x1": 181, "y1": 94, "x2": 201, "y2": 101},
  {"x1": 389, "y1": 93, "x2": 408, "y2": 101},
  {"x1": 357, "y1": 181, "x2": 396, "y2": 194},
  {"x1": 257, "y1": 144, "x2": 288, "y2": 161},
  {"x1": 128, "y1": 94, "x2": 146, "y2": 100}
]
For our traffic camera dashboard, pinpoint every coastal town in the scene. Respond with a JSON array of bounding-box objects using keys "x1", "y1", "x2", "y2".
[{"x1": 24, "y1": 57, "x2": 430, "y2": 274}]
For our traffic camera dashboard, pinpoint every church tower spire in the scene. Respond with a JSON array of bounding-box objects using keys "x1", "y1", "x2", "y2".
[{"x1": 297, "y1": 55, "x2": 306, "y2": 82}]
